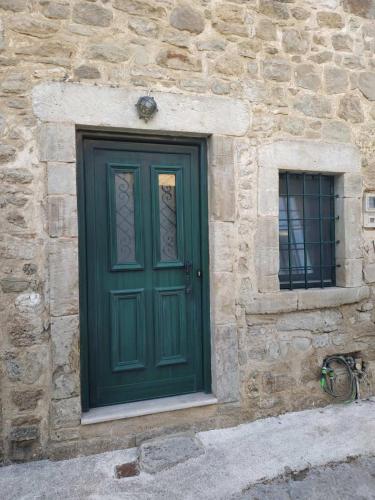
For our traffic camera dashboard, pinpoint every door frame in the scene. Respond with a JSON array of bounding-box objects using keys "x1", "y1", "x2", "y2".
[{"x1": 76, "y1": 130, "x2": 211, "y2": 412}]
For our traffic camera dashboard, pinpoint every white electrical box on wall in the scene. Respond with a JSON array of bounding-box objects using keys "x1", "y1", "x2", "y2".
[{"x1": 363, "y1": 193, "x2": 375, "y2": 228}]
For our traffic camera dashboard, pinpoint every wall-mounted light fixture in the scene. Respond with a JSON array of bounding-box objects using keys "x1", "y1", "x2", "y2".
[{"x1": 136, "y1": 95, "x2": 158, "y2": 122}]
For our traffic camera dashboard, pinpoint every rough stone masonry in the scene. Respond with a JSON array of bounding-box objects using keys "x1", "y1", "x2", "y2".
[{"x1": 1, "y1": 0, "x2": 375, "y2": 464}]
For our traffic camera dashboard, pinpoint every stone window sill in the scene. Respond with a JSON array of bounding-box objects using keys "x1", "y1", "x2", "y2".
[
  {"x1": 246, "y1": 286, "x2": 370, "y2": 315},
  {"x1": 81, "y1": 392, "x2": 218, "y2": 425}
]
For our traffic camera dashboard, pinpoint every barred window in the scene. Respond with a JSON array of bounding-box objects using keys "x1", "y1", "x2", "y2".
[{"x1": 279, "y1": 172, "x2": 336, "y2": 290}]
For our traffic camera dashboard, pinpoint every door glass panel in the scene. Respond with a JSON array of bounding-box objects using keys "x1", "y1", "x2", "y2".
[
  {"x1": 159, "y1": 173, "x2": 177, "y2": 261},
  {"x1": 115, "y1": 172, "x2": 136, "y2": 263}
]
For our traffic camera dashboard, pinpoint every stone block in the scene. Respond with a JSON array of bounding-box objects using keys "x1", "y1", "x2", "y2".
[
  {"x1": 297, "y1": 286, "x2": 369, "y2": 310},
  {"x1": 209, "y1": 136, "x2": 235, "y2": 222},
  {"x1": 282, "y1": 29, "x2": 309, "y2": 54},
  {"x1": 211, "y1": 272, "x2": 236, "y2": 325},
  {"x1": 4, "y1": 348, "x2": 47, "y2": 385},
  {"x1": 0, "y1": 278, "x2": 29, "y2": 293},
  {"x1": 0, "y1": 0, "x2": 27, "y2": 11},
  {"x1": 343, "y1": 0, "x2": 375, "y2": 19},
  {"x1": 113, "y1": 0, "x2": 166, "y2": 20},
  {"x1": 156, "y1": 49, "x2": 202, "y2": 72},
  {"x1": 294, "y1": 94, "x2": 331, "y2": 118},
  {"x1": 74, "y1": 65, "x2": 101, "y2": 80},
  {"x1": 245, "y1": 291, "x2": 298, "y2": 314},
  {"x1": 256, "y1": 217, "x2": 279, "y2": 249},
  {"x1": 51, "y1": 397, "x2": 81, "y2": 429},
  {"x1": 212, "y1": 324, "x2": 239, "y2": 402},
  {"x1": 321, "y1": 122, "x2": 351, "y2": 143},
  {"x1": 12, "y1": 390, "x2": 43, "y2": 411},
  {"x1": 8, "y1": 15, "x2": 59, "y2": 38},
  {"x1": 336, "y1": 173, "x2": 362, "y2": 198},
  {"x1": 259, "y1": 0, "x2": 290, "y2": 19},
  {"x1": 10, "y1": 425, "x2": 40, "y2": 443},
  {"x1": 170, "y1": 5, "x2": 205, "y2": 34},
  {"x1": 258, "y1": 169, "x2": 278, "y2": 216},
  {"x1": 48, "y1": 163, "x2": 76, "y2": 195},
  {"x1": 53, "y1": 372, "x2": 79, "y2": 400},
  {"x1": 48, "y1": 195, "x2": 78, "y2": 238},
  {"x1": 277, "y1": 310, "x2": 342, "y2": 332},
  {"x1": 331, "y1": 34, "x2": 353, "y2": 51},
  {"x1": 364, "y1": 262, "x2": 375, "y2": 283},
  {"x1": 338, "y1": 95, "x2": 364, "y2": 123},
  {"x1": 263, "y1": 58, "x2": 291, "y2": 82},
  {"x1": 32, "y1": 83, "x2": 249, "y2": 137},
  {"x1": 358, "y1": 72, "x2": 375, "y2": 101},
  {"x1": 324, "y1": 67, "x2": 349, "y2": 94},
  {"x1": 72, "y1": 2, "x2": 112, "y2": 27},
  {"x1": 49, "y1": 240, "x2": 79, "y2": 316},
  {"x1": 257, "y1": 274, "x2": 279, "y2": 293},
  {"x1": 335, "y1": 197, "x2": 362, "y2": 260},
  {"x1": 209, "y1": 222, "x2": 236, "y2": 272},
  {"x1": 294, "y1": 64, "x2": 321, "y2": 91},
  {"x1": 316, "y1": 11, "x2": 344, "y2": 28},
  {"x1": 139, "y1": 434, "x2": 204, "y2": 474},
  {"x1": 258, "y1": 140, "x2": 360, "y2": 174},
  {"x1": 336, "y1": 259, "x2": 363, "y2": 287},
  {"x1": 38, "y1": 123, "x2": 76, "y2": 162},
  {"x1": 51, "y1": 315, "x2": 79, "y2": 370},
  {"x1": 86, "y1": 43, "x2": 129, "y2": 63}
]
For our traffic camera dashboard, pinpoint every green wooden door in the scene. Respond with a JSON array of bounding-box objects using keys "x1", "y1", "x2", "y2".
[{"x1": 82, "y1": 138, "x2": 208, "y2": 408}]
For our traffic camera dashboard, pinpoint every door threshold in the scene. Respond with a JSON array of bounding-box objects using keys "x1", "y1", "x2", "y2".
[{"x1": 81, "y1": 392, "x2": 218, "y2": 425}]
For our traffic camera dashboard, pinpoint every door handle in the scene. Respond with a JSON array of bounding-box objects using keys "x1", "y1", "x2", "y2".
[{"x1": 184, "y1": 260, "x2": 192, "y2": 294}]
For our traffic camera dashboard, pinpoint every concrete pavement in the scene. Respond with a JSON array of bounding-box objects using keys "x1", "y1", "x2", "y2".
[{"x1": 1, "y1": 399, "x2": 374, "y2": 499}]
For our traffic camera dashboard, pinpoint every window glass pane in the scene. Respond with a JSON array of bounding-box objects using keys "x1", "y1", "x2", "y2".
[
  {"x1": 304, "y1": 195, "x2": 319, "y2": 218},
  {"x1": 305, "y1": 219, "x2": 320, "y2": 243},
  {"x1": 159, "y1": 173, "x2": 177, "y2": 261},
  {"x1": 115, "y1": 172, "x2": 136, "y2": 263},
  {"x1": 288, "y1": 195, "x2": 304, "y2": 219},
  {"x1": 288, "y1": 174, "x2": 303, "y2": 195},
  {"x1": 321, "y1": 175, "x2": 333, "y2": 195},
  {"x1": 288, "y1": 220, "x2": 304, "y2": 244},
  {"x1": 279, "y1": 174, "x2": 287, "y2": 195},
  {"x1": 279, "y1": 195, "x2": 288, "y2": 219},
  {"x1": 305, "y1": 174, "x2": 319, "y2": 195}
]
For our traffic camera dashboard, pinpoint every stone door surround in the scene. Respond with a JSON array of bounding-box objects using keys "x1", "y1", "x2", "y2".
[{"x1": 33, "y1": 82, "x2": 251, "y2": 416}]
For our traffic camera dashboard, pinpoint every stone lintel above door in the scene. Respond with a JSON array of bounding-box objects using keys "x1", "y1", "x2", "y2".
[{"x1": 33, "y1": 82, "x2": 250, "y2": 137}]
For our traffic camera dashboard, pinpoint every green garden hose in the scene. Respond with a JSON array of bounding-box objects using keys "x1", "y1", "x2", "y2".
[{"x1": 320, "y1": 355, "x2": 357, "y2": 403}]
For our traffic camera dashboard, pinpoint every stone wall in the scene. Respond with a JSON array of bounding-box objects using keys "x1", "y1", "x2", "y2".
[{"x1": 1, "y1": 0, "x2": 375, "y2": 463}]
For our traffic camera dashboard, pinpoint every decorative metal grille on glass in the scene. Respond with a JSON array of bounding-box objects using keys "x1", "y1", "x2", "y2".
[
  {"x1": 158, "y1": 174, "x2": 177, "y2": 261},
  {"x1": 279, "y1": 172, "x2": 336, "y2": 290},
  {"x1": 114, "y1": 172, "x2": 136, "y2": 263}
]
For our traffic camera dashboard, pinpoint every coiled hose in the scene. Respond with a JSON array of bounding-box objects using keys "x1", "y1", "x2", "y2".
[{"x1": 320, "y1": 355, "x2": 357, "y2": 403}]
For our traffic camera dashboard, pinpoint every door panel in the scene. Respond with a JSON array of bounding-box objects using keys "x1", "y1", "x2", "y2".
[
  {"x1": 110, "y1": 289, "x2": 146, "y2": 372},
  {"x1": 154, "y1": 286, "x2": 187, "y2": 367},
  {"x1": 82, "y1": 139, "x2": 207, "y2": 408}
]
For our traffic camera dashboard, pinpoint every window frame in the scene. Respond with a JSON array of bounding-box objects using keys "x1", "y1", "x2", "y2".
[{"x1": 278, "y1": 172, "x2": 337, "y2": 290}]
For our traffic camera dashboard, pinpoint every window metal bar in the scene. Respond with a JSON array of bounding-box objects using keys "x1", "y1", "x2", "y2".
[
  {"x1": 280, "y1": 241, "x2": 336, "y2": 246},
  {"x1": 279, "y1": 217, "x2": 336, "y2": 222},
  {"x1": 318, "y1": 174, "x2": 324, "y2": 288},
  {"x1": 302, "y1": 173, "x2": 307, "y2": 289},
  {"x1": 285, "y1": 173, "x2": 292, "y2": 290},
  {"x1": 279, "y1": 193, "x2": 337, "y2": 198},
  {"x1": 331, "y1": 180, "x2": 336, "y2": 286}
]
